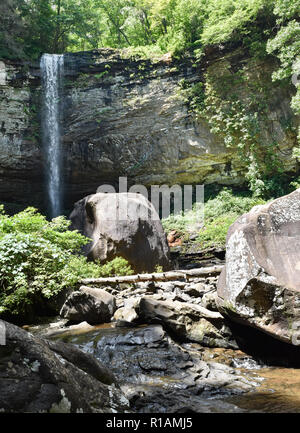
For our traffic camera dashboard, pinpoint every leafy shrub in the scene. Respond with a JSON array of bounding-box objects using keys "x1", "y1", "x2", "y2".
[
  {"x1": 162, "y1": 203, "x2": 204, "y2": 235},
  {"x1": 197, "y1": 214, "x2": 238, "y2": 247},
  {"x1": 162, "y1": 188, "x2": 266, "y2": 248},
  {"x1": 0, "y1": 207, "x2": 133, "y2": 318},
  {"x1": 204, "y1": 189, "x2": 265, "y2": 221},
  {"x1": 97, "y1": 257, "x2": 134, "y2": 278},
  {"x1": 59, "y1": 256, "x2": 134, "y2": 293},
  {"x1": 199, "y1": 189, "x2": 266, "y2": 247}
]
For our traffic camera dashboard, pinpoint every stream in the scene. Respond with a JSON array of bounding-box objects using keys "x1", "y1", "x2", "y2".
[{"x1": 34, "y1": 321, "x2": 300, "y2": 413}]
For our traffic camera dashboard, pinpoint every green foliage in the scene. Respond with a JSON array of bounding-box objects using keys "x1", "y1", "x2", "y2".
[
  {"x1": 97, "y1": 257, "x2": 134, "y2": 277},
  {"x1": 162, "y1": 203, "x2": 203, "y2": 235},
  {"x1": 204, "y1": 189, "x2": 265, "y2": 221},
  {"x1": 0, "y1": 1, "x2": 23, "y2": 59},
  {"x1": 154, "y1": 265, "x2": 163, "y2": 273},
  {"x1": 0, "y1": 208, "x2": 87, "y2": 252},
  {"x1": 197, "y1": 188, "x2": 266, "y2": 247},
  {"x1": 0, "y1": 207, "x2": 133, "y2": 318},
  {"x1": 197, "y1": 214, "x2": 238, "y2": 247},
  {"x1": 0, "y1": 0, "x2": 296, "y2": 81},
  {"x1": 162, "y1": 188, "x2": 266, "y2": 248},
  {"x1": 201, "y1": 0, "x2": 272, "y2": 46},
  {"x1": 172, "y1": 180, "x2": 300, "y2": 250},
  {"x1": 59, "y1": 256, "x2": 134, "y2": 289},
  {"x1": 266, "y1": 0, "x2": 300, "y2": 147},
  {"x1": 0, "y1": 0, "x2": 277, "y2": 59},
  {"x1": 177, "y1": 54, "x2": 294, "y2": 197}
]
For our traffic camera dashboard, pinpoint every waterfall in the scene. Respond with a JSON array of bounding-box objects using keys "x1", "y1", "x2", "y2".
[{"x1": 40, "y1": 54, "x2": 64, "y2": 218}]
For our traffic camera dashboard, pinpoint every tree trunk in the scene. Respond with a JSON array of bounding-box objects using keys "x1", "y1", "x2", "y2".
[{"x1": 80, "y1": 265, "x2": 223, "y2": 286}]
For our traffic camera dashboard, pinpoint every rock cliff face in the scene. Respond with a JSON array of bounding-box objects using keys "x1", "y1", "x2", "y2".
[
  {"x1": 0, "y1": 59, "x2": 42, "y2": 212},
  {"x1": 0, "y1": 48, "x2": 299, "y2": 213}
]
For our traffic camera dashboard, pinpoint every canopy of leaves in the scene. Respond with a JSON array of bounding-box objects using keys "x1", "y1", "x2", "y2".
[{"x1": 0, "y1": 0, "x2": 296, "y2": 60}]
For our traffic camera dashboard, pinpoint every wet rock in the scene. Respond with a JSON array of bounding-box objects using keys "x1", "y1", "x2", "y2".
[
  {"x1": 46, "y1": 339, "x2": 116, "y2": 385},
  {"x1": 0, "y1": 320, "x2": 129, "y2": 413},
  {"x1": 70, "y1": 192, "x2": 171, "y2": 273},
  {"x1": 126, "y1": 386, "x2": 248, "y2": 413},
  {"x1": 138, "y1": 297, "x2": 237, "y2": 348},
  {"x1": 217, "y1": 188, "x2": 300, "y2": 346},
  {"x1": 60, "y1": 287, "x2": 116, "y2": 324},
  {"x1": 56, "y1": 324, "x2": 257, "y2": 413}
]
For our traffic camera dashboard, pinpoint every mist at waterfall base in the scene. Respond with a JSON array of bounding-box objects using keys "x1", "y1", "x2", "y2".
[{"x1": 40, "y1": 53, "x2": 64, "y2": 219}]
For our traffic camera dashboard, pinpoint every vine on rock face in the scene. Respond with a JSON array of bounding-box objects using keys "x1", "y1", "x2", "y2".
[
  {"x1": 266, "y1": 0, "x2": 300, "y2": 158},
  {"x1": 178, "y1": 55, "x2": 295, "y2": 197}
]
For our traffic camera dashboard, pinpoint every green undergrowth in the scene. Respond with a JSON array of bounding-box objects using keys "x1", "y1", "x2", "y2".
[
  {"x1": 0, "y1": 206, "x2": 133, "y2": 319},
  {"x1": 162, "y1": 183, "x2": 300, "y2": 249}
]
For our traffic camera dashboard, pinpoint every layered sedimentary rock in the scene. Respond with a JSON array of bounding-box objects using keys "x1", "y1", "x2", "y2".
[
  {"x1": 0, "y1": 59, "x2": 43, "y2": 212},
  {"x1": 0, "y1": 48, "x2": 299, "y2": 213}
]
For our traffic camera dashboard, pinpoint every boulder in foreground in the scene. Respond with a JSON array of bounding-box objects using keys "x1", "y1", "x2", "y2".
[
  {"x1": 0, "y1": 320, "x2": 128, "y2": 413},
  {"x1": 217, "y1": 188, "x2": 300, "y2": 346}
]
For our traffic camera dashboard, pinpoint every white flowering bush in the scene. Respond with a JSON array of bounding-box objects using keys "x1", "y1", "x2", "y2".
[
  {"x1": 0, "y1": 206, "x2": 133, "y2": 319},
  {"x1": 0, "y1": 206, "x2": 90, "y2": 317}
]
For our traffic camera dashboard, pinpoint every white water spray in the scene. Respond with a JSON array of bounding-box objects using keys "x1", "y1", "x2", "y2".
[{"x1": 40, "y1": 54, "x2": 64, "y2": 218}]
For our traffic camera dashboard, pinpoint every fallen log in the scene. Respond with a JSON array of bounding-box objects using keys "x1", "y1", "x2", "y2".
[{"x1": 79, "y1": 265, "x2": 223, "y2": 286}]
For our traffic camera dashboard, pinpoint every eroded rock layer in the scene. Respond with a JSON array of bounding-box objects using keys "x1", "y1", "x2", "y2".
[{"x1": 0, "y1": 49, "x2": 299, "y2": 213}]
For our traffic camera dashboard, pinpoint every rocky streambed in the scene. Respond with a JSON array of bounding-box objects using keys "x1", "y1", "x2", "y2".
[
  {"x1": 50, "y1": 324, "x2": 261, "y2": 413},
  {"x1": 25, "y1": 320, "x2": 300, "y2": 413},
  {"x1": 16, "y1": 262, "x2": 300, "y2": 414}
]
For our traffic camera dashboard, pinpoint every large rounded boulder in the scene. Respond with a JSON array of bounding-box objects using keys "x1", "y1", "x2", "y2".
[
  {"x1": 217, "y1": 188, "x2": 300, "y2": 346},
  {"x1": 0, "y1": 320, "x2": 128, "y2": 413},
  {"x1": 70, "y1": 192, "x2": 171, "y2": 273}
]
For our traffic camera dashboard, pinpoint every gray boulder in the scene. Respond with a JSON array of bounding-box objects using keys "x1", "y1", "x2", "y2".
[
  {"x1": 137, "y1": 296, "x2": 237, "y2": 348},
  {"x1": 60, "y1": 286, "x2": 116, "y2": 324},
  {"x1": 0, "y1": 320, "x2": 129, "y2": 413},
  {"x1": 113, "y1": 298, "x2": 141, "y2": 326},
  {"x1": 217, "y1": 188, "x2": 300, "y2": 345},
  {"x1": 70, "y1": 192, "x2": 171, "y2": 273}
]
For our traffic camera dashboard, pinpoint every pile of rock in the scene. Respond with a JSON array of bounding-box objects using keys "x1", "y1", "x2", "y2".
[{"x1": 59, "y1": 271, "x2": 237, "y2": 349}]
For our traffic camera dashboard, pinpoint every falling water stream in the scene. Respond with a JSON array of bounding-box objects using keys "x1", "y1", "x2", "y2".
[{"x1": 40, "y1": 54, "x2": 64, "y2": 218}]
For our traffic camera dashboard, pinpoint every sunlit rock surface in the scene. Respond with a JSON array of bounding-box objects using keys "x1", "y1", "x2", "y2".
[
  {"x1": 69, "y1": 192, "x2": 171, "y2": 273},
  {"x1": 0, "y1": 48, "x2": 299, "y2": 213},
  {"x1": 217, "y1": 188, "x2": 300, "y2": 346}
]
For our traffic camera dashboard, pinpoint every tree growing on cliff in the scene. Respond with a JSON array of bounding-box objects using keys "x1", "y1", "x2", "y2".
[{"x1": 0, "y1": 0, "x2": 26, "y2": 59}]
